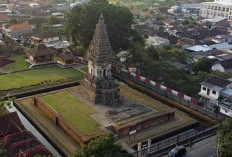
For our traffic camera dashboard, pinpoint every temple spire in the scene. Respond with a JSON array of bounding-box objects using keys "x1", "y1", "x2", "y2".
[{"x1": 87, "y1": 14, "x2": 113, "y2": 63}]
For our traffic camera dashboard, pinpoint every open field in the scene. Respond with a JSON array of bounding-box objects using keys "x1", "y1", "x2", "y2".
[
  {"x1": 80, "y1": 66, "x2": 88, "y2": 72},
  {"x1": 3, "y1": 55, "x2": 29, "y2": 72},
  {"x1": 0, "y1": 66, "x2": 83, "y2": 91},
  {"x1": 41, "y1": 91, "x2": 101, "y2": 136}
]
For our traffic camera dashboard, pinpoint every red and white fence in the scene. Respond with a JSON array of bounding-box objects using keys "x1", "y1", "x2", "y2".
[{"x1": 122, "y1": 69, "x2": 199, "y2": 105}]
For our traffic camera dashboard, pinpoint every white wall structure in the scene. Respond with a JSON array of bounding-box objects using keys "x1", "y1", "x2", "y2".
[
  {"x1": 212, "y1": 63, "x2": 225, "y2": 72},
  {"x1": 200, "y1": 0, "x2": 232, "y2": 21},
  {"x1": 199, "y1": 85, "x2": 221, "y2": 100}
]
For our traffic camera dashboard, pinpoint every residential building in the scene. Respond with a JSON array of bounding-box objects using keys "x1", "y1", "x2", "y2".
[
  {"x1": 25, "y1": 44, "x2": 56, "y2": 65},
  {"x1": 29, "y1": 3, "x2": 40, "y2": 8},
  {"x1": 169, "y1": 3, "x2": 201, "y2": 15},
  {"x1": 0, "y1": 112, "x2": 51, "y2": 156},
  {"x1": 199, "y1": 76, "x2": 232, "y2": 101},
  {"x1": 146, "y1": 36, "x2": 170, "y2": 48},
  {"x1": 200, "y1": 0, "x2": 232, "y2": 22},
  {"x1": 211, "y1": 35, "x2": 232, "y2": 43},
  {"x1": 212, "y1": 58, "x2": 232, "y2": 72},
  {"x1": 30, "y1": 30, "x2": 59, "y2": 44},
  {"x1": 58, "y1": 49, "x2": 74, "y2": 66},
  {"x1": 52, "y1": 12, "x2": 64, "y2": 19},
  {"x1": 2, "y1": 23, "x2": 33, "y2": 38},
  {"x1": 199, "y1": 17, "x2": 228, "y2": 28}
]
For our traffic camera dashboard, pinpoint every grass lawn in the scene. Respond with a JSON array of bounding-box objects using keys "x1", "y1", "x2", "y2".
[
  {"x1": 80, "y1": 67, "x2": 88, "y2": 72},
  {"x1": 0, "y1": 66, "x2": 83, "y2": 91},
  {"x1": 120, "y1": 84, "x2": 163, "y2": 112},
  {"x1": 3, "y1": 55, "x2": 30, "y2": 72},
  {"x1": 41, "y1": 91, "x2": 101, "y2": 136}
]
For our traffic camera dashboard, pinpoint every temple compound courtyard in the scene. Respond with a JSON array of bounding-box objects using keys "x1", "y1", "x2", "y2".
[{"x1": 14, "y1": 15, "x2": 196, "y2": 155}]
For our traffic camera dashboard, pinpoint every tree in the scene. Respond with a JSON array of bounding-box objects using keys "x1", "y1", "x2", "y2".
[
  {"x1": 192, "y1": 58, "x2": 213, "y2": 73},
  {"x1": 218, "y1": 118, "x2": 232, "y2": 157},
  {"x1": 65, "y1": 2, "x2": 136, "y2": 51},
  {"x1": 75, "y1": 133, "x2": 130, "y2": 157},
  {"x1": 142, "y1": 61, "x2": 188, "y2": 91},
  {"x1": 47, "y1": 15, "x2": 59, "y2": 25},
  {"x1": 41, "y1": 23, "x2": 53, "y2": 31},
  {"x1": 0, "y1": 144, "x2": 7, "y2": 157},
  {"x1": 7, "y1": 18, "x2": 17, "y2": 25},
  {"x1": 0, "y1": 44, "x2": 6, "y2": 55}
]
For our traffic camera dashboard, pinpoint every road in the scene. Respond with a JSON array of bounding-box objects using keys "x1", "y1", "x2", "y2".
[{"x1": 162, "y1": 136, "x2": 217, "y2": 157}]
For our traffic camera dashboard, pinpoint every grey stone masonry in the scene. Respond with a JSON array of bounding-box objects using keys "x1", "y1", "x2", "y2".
[{"x1": 81, "y1": 14, "x2": 121, "y2": 106}]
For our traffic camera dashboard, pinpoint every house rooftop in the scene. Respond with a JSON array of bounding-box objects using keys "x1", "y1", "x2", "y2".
[
  {"x1": 215, "y1": 58, "x2": 232, "y2": 70},
  {"x1": 9, "y1": 23, "x2": 31, "y2": 30},
  {"x1": 201, "y1": 17, "x2": 227, "y2": 23},
  {"x1": 0, "y1": 112, "x2": 25, "y2": 138},
  {"x1": 186, "y1": 45, "x2": 212, "y2": 52},
  {"x1": 59, "y1": 49, "x2": 74, "y2": 61},
  {"x1": 201, "y1": 76, "x2": 231, "y2": 89},
  {"x1": 25, "y1": 44, "x2": 56, "y2": 57},
  {"x1": 209, "y1": 42, "x2": 232, "y2": 51}
]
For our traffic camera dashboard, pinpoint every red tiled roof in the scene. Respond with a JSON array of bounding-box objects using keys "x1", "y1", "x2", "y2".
[
  {"x1": 9, "y1": 23, "x2": 31, "y2": 30},
  {"x1": 16, "y1": 145, "x2": 51, "y2": 157},
  {"x1": 7, "y1": 138, "x2": 41, "y2": 157},
  {"x1": 132, "y1": 10, "x2": 140, "y2": 15},
  {"x1": 3, "y1": 131, "x2": 34, "y2": 148},
  {"x1": 26, "y1": 44, "x2": 56, "y2": 57},
  {"x1": 0, "y1": 112, "x2": 25, "y2": 138}
]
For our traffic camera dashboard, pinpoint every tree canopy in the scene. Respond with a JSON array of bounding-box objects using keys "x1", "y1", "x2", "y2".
[
  {"x1": 65, "y1": 2, "x2": 136, "y2": 51},
  {"x1": 75, "y1": 133, "x2": 130, "y2": 157},
  {"x1": 218, "y1": 118, "x2": 232, "y2": 157},
  {"x1": 47, "y1": 15, "x2": 59, "y2": 25},
  {"x1": 192, "y1": 58, "x2": 213, "y2": 73}
]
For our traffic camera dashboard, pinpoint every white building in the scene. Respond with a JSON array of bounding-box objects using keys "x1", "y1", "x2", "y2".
[
  {"x1": 199, "y1": 76, "x2": 232, "y2": 100},
  {"x1": 212, "y1": 58, "x2": 232, "y2": 72},
  {"x1": 29, "y1": 3, "x2": 40, "y2": 8},
  {"x1": 52, "y1": 12, "x2": 64, "y2": 19},
  {"x1": 146, "y1": 36, "x2": 170, "y2": 48},
  {"x1": 200, "y1": 0, "x2": 232, "y2": 22}
]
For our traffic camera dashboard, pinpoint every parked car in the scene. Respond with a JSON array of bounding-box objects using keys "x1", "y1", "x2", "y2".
[{"x1": 168, "y1": 145, "x2": 186, "y2": 157}]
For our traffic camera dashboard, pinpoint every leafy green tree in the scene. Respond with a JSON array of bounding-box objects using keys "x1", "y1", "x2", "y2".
[
  {"x1": 0, "y1": 45, "x2": 7, "y2": 55},
  {"x1": 42, "y1": 23, "x2": 53, "y2": 31},
  {"x1": 65, "y1": 2, "x2": 136, "y2": 50},
  {"x1": 192, "y1": 58, "x2": 213, "y2": 73},
  {"x1": 74, "y1": 45, "x2": 86, "y2": 57},
  {"x1": 142, "y1": 61, "x2": 188, "y2": 90},
  {"x1": 47, "y1": 15, "x2": 59, "y2": 25},
  {"x1": 7, "y1": 18, "x2": 17, "y2": 25},
  {"x1": 218, "y1": 118, "x2": 232, "y2": 157},
  {"x1": 0, "y1": 144, "x2": 7, "y2": 157},
  {"x1": 75, "y1": 133, "x2": 130, "y2": 157},
  {"x1": 146, "y1": 45, "x2": 159, "y2": 61}
]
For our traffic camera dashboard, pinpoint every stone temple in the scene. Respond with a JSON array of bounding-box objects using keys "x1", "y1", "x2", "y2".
[{"x1": 81, "y1": 14, "x2": 121, "y2": 106}]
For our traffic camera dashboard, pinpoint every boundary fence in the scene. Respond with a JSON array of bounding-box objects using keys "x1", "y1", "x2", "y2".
[
  {"x1": 131, "y1": 125, "x2": 218, "y2": 157},
  {"x1": 116, "y1": 69, "x2": 224, "y2": 121}
]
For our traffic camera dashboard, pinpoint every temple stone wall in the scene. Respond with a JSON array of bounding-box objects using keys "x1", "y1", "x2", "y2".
[
  {"x1": 32, "y1": 97, "x2": 91, "y2": 145},
  {"x1": 114, "y1": 112, "x2": 175, "y2": 137}
]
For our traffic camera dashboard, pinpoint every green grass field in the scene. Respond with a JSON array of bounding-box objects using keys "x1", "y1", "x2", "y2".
[
  {"x1": 0, "y1": 66, "x2": 83, "y2": 91},
  {"x1": 80, "y1": 67, "x2": 88, "y2": 72},
  {"x1": 41, "y1": 91, "x2": 101, "y2": 136},
  {"x1": 3, "y1": 55, "x2": 30, "y2": 72}
]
